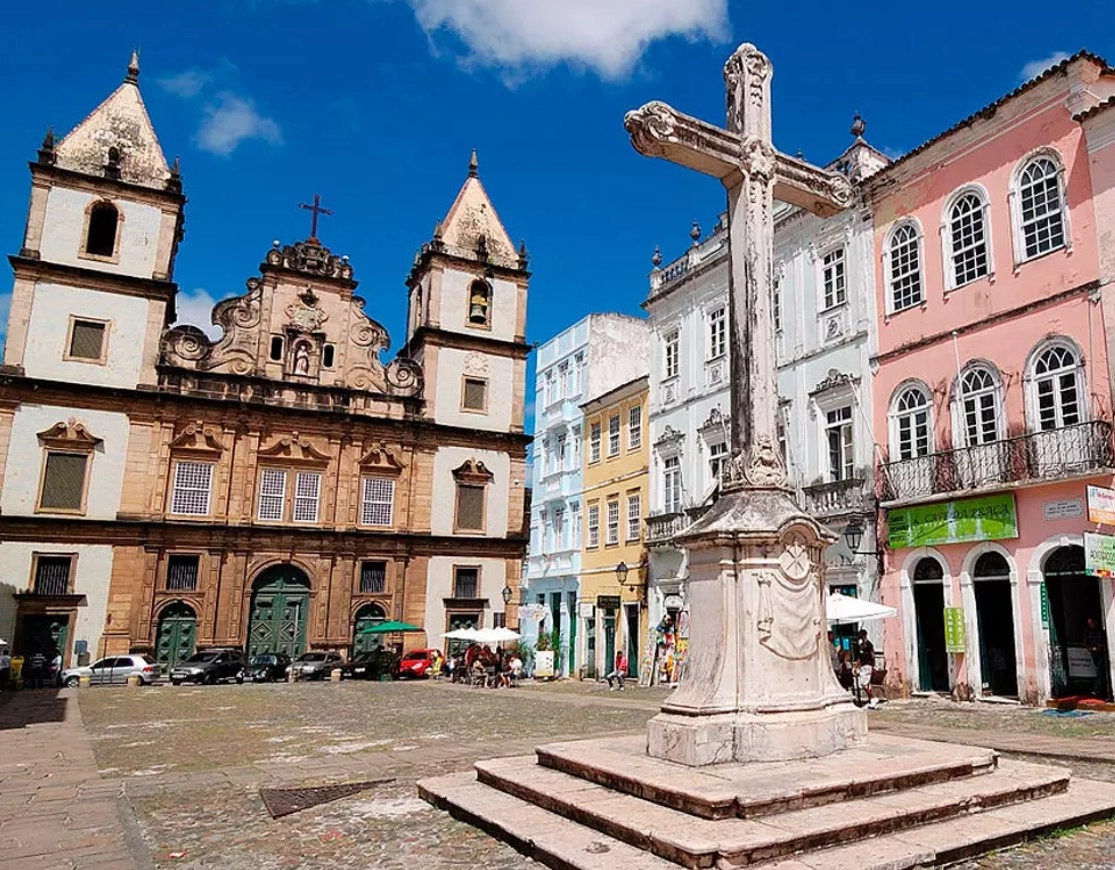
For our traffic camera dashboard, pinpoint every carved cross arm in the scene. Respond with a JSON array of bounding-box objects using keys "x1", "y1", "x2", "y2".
[
  {"x1": 624, "y1": 101, "x2": 741, "y2": 182},
  {"x1": 773, "y1": 154, "x2": 853, "y2": 217}
]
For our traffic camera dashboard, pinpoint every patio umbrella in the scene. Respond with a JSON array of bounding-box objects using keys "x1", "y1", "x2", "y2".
[
  {"x1": 359, "y1": 620, "x2": 422, "y2": 634},
  {"x1": 826, "y1": 591, "x2": 897, "y2": 625},
  {"x1": 441, "y1": 628, "x2": 480, "y2": 640},
  {"x1": 472, "y1": 627, "x2": 520, "y2": 645}
]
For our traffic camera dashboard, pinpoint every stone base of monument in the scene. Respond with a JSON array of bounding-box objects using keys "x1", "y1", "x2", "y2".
[{"x1": 418, "y1": 733, "x2": 1115, "y2": 868}]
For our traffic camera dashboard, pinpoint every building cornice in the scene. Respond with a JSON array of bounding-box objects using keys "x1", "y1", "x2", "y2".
[
  {"x1": 401, "y1": 325, "x2": 531, "y2": 359},
  {"x1": 8, "y1": 255, "x2": 178, "y2": 308},
  {"x1": 28, "y1": 162, "x2": 186, "y2": 208}
]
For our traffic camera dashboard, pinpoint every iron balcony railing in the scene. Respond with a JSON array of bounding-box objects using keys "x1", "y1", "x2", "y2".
[
  {"x1": 645, "y1": 504, "x2": 712, "y2": 545},
  {"x1": 802, "y1": 478, "x2": 867, "y2": 518},
  {"x1": 880, "y1": 420, "x2": 1114, "y2": 503}
]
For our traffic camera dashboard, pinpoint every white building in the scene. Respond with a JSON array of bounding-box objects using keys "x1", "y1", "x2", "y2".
[
  {"x1": 525, "y1": 313, "x2": 648, "y2": 676},
  {"x1": 644, "y1": 128, "x2": 888, "y2": 650}
]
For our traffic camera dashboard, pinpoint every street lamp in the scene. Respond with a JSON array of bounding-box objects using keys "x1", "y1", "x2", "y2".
[
  {"x1": 615, "y1": 562, "x2": 629, "y2": 587},
  {"x1": 501, "y1": 583, "x2": 513, "y2": 605},
  {"x1": 843, "y1": 520, "x2": 864, "y2": 553}
]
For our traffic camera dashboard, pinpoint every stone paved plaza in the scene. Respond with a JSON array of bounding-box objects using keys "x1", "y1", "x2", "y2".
[{"x1": 8, "y1": 683, "x2": 1115, "y2": 868}]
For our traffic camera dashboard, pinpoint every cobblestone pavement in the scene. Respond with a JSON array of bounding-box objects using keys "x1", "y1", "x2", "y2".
[{"x1": 16, "y1": 682, "x2": 1115, "y2": 868}]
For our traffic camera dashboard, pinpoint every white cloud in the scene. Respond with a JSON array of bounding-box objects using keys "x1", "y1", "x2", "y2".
[
  {"x1": 405, "y1": 0, "x2": 730, "y2": 80},
  {"x1": 1020, "y1": 51, "x2": 1069, "y2": 82},
  {"x1": 158, "y1": 68, "x2": 213, "y2": 99},
  {"x1": 196, "y1": 92, "x2": 282, "y2": 156},
  {"x1": 173, "y1": 288, "x2": 222, "y2": 339}
]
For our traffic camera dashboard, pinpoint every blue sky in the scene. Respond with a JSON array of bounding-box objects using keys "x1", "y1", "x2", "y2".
[{"x1": 0, "y1": 1, "x2": 1112, "y2": 389}]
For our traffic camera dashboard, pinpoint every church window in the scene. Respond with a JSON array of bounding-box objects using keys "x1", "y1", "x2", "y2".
[
  {"x1": 663, "y1": 456, "x2": 682, "y2": 513},
  {"x1": 606, "y1": 499, "x2": 620, "y2": 545},
  {"x1": 33, "y1": 555, "x2": 73, "y2": 596},
  {"x1": 269, "y1": 336, "x2": 284, "y2": 361},
  {"x1": 361, "y1": 477, "x2": 395, "y2": 526},
  {"x1": 462, "y1": 376, "x2": 488, "y2": 412},
  {"x1": 1017, "y1": 157, "x2": 1066, "y2": 260},
  {"x1": 84, "y1": 201, "x2": 118, "y2": 258},
  {"x1": 825, "y1": 406, "x2": 855, "y2": 482},
  {"x1": 607, "y1": 414, "x2": 621, "y2": 456},
  {"x1": 888, "y1": 222, "x2": 923, "y2": 312},
  {"x1": 708, "y1": 306, "x2": 726, "y2": 359},
  {"x1": 589, "y1": 422, "x2": 602, "y2": 463},
  {"x1": 708, "y1": 441, "x2": 728, "y2": 486},
  {"x1": 38, "y1": 452, "x2": 90, "y2": 513},
  {"x1": 455, "y1": 484, "x2": 486, "y2": 532},
  {"x1": 322, "y1": 344, "x2": 336, "y2": 368},
  {"x1": 947, "y1": 191, "x2": 990, "y2": 287},
  {"x1": 468, "y1": 279, "x2": 492, "y2": 327},
  {"x1": 453, "y1": 566, "x2": 480, "y2": 599},
  {"x1": 587, "y1": 503, "x2": 600, "y2": 548},
  {"x1": 170, "y1": 461, "x2": 213, "y2": 516},
  {"x1": 360, "y1": 560, "x2": 387, "y2": 594},
  {"x1": 66, "y1": 319, "x2": 107, "y2": 363},
  {"x1": 664, "y1": 331, "x2": 679, "y2": 379},
  {"x1": 626, "y1": 492, "x2": 641, "y2": 541},
  {"x1": 257, "y1": 469, "x2": 287, "y2": 521},
  {"x1": 628, "y1": 405, "x2": 642, "y2": 450},
  {"x1": 166, "y1": 555, "x2": 200, "y2": 592},
  {"x1": 822, "y1": 248, "x2": 847, "y2": 309},
  {"x1": 293, "y1": 472, "x2": 321, "y2": 522}
]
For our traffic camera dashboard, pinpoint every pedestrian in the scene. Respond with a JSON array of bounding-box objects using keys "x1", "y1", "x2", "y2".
[
  {"x1": 0, "y1": 646, "x2": 10, "y2": 690},
  {"x1": 605, "y1": 650, "x2": 628, "y2": 691},
  {"x1": 1084, "y1": 617, "x2": 1108, "y2": 699},
  {"x1": 855, "y1": 629, "x2": 877, "y2": 709},
  {"x1": 50, "y1": 651, "x2": 63, "y2": 687},
  {"x1": 27, "y1": 650, "x2": 47, "y2": 689}
]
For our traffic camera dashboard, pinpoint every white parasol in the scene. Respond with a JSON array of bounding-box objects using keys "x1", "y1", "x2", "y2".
[
  {"x1": 826, "y1": 591, "x2": 897, "y2": 625},
  {"x1": 441, "y1": 628, "x2": 480, "y2": 641},
  {"x1": 471, "y1": 627, "x2": 521, "y2": 645}
]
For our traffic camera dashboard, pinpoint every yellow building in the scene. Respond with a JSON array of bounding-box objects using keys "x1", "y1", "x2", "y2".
[{"x1": 580, "y1": 375, "x2": 648, "y2": 680}]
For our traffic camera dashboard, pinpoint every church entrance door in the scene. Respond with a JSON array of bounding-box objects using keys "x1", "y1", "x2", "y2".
[
  {"x1": 352, "y1": 604, "x2": 387, "y2": 656},
  {"x1": 248, "y1": 566, "x2": 310, "y2": 658},
  {"x1": 155, "y1": 603, "x2": 197, "y2": 669}
]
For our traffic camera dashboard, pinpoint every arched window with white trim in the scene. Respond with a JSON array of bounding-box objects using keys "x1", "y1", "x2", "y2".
[
  {"x1": 957, "y1": 365, "x2": 1003, "y2": 445},
  {"x1": 1013, "y1": 155, "x2": 1067, "y2": 261},
  {"x1": 892, "y1": 384, "x2": 932, "y2": 460},
  {"x1": 946, "y1": 190, "x2": 991, "y2": 288},
  {"x1": 1030, "y1": 343, "x2": 1084, "y2": 431},
  {"x1": 887, "y1": 221, "x2": 923, "y2": 312}
]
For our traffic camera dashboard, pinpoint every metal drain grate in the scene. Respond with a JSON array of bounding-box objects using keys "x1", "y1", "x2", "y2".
[{"x1": 259, "y1": 778, "x2": 396, "y2": 818}]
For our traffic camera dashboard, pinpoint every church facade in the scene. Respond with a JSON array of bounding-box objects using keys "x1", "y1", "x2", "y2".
[{"x1": 0, "y1": 56, "x2": 530, "y2": 668}]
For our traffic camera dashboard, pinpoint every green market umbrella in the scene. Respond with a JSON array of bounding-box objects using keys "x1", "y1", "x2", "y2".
[{"x1": 359, "y1": 620, "x2": 421, "y2": 634}]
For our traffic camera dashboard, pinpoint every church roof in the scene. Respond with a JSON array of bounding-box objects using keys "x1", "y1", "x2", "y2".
[
  {"x1": 53, "y1": 52, "x2": 171, "y2": 190},
  {"x1": 435, "y1": 151, "x2": 518, "y2": 269},
  {"x1": 1075, "y1": 95, "x2": 1115, "y2": 123}
]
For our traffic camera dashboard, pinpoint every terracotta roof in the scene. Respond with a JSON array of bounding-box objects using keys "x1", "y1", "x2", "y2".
[
  {"x1": 872, "y1": 49, "x2": 1112, "y2": 180},
  {"x1": 1075, "y1": 95, "x2": 1115, "y2": 122}
]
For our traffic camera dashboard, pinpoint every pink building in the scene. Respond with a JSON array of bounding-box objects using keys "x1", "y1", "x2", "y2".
[{"x1": 867, "y1": 52, "x2": 1115, "y2": 704}]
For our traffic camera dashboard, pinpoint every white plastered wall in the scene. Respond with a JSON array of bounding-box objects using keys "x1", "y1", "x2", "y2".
[
  {"x1": 424, "y1": 556, "x2": 508, "y2": 642},
  {"x1": 432, "y1": 347, "x2": 515, "y2": 431},
  {"x1": 430, "y1": 446, "x2": 512, "y2": 536},
  {"x1": 39, "y1": 188, "x2": 164, "y2": 279}
]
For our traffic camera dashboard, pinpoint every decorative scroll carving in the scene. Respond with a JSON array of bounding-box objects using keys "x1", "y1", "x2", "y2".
[
  {"x1": 358, "y1": 443, "x2": 404, "y2": 474},
  {"x1": 37, "y1": 420, "x2": 102, "y2": 450},
  {"x1": 265, "y1": 238, "x2": 354, "y2": 281},
  {"x1": 726, "y1": 434, "x2": 786, "y2": 488},
  {"x1": 654, "y1": 425, "x2": 686, "y2": 448},
  {"x1": 623, "y1": 102, "x2": 677, "y2": 158},
  {"x1": 169, "y1": 421, "x2": 226, "y2": 453},
  {"x1": 452, "y1": 458, "x2": 494, "y2": 484},
  {"x1": 257, "y1": 432, "x2": 331, "y2": 462},
  {"x1": 385, "y1": 358, "x2": 423, "y2": 397},
  {"x1": 463, "y1": 352, "x2": 489, "y2": 376},
  {"x1": 286, "y1": 288, "x2": 328, "y2": 333}
]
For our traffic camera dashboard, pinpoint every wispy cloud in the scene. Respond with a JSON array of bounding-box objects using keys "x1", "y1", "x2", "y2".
[
  {"x1": 172, "y1": 288, "x2": 222, "y2": 339},
  {"x1": 1020, "y1": 51, "x2": 1069, "y2": 82},
  {"x1": 405, "y1": 0, "x2": 730, "y2": 82},
  {"x1": 196, "y1": 93, "x2": 282, "y2": 157},
  {"x1": 158, "y1": 68, "x2": 213, "y2": 99}
]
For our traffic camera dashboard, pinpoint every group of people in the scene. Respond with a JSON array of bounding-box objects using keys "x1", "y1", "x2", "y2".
[
  {"x1": 0, "y1": 647, "x2": 61, "y2": 690},
  {"x1": 444, "y1": 644, "x2": 523, "y2": 688},
  {"x1": 830, "y1": 629, "x2": 882, "y2": 709}
]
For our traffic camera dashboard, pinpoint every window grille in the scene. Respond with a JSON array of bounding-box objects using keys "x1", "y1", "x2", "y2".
[
  {"x1": 889, "y1": 224, "x2": 923, "y2": 311},
  {"x1": 463, "y1": 377, "x2": 487, "y2": 411},
  {"x1": 172, "y1": 462, "x2": 213, "y2": 516},
  {"x1": 293, "y1": 471, "x2": 321, "y2": 523},
  {"x1": 1019, "y1": 158, "x2": 1065, "y2": 259},
  {"x1": 456, "y1": 484, "x2": 485, "y2": 531},
  {"x1": 360, "y1": 561, "x2": 387, "y2": 594},
  {"x1": 961, "y1": 368, "x2": 1000, "y2": 445},
  {"x1": 34, "y1": 556, "x2": 71, "y2": 596},
  {"x1": 950, "y1": 194, "x2": 989, "y2": 286},
  {"x1": 257, "y1": 469, "x2": 287, "y2": 521},
  {"x1": 69, "y1": 321, "x2": 106, "y2": 360},
  {"x1": 166, "y1": 555, "x2": 200, "y2": 591},
  {"x1": 361, "y1": 477, "x2": 395, "y2": 526},
  {"x1": 454, "y1": 567, "x2": 479, "y2": 599},
  {"x1": 1034, "y1": 346, "x2": 1081, "y2": 430},
  {"x1": 40, "y1": 453, "x2": 88, "y2": 511}
]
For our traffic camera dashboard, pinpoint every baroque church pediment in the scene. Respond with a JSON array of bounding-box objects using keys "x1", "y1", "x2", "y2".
[
  {"x1": 451, "y1": 458, "x2": 494, "y2": 484},
  {"x1": 258, "y1": 432, "x2": 332, "y2": 463},
  {"x1": 169, "y1": 421, "x2": 226, "y2": 454},
  {"x1": 358, "y1": 443, "x2": 404, "y2": 475},
  {"x1": 37, "y1": 420, "x2": 103, "y2": 450}
]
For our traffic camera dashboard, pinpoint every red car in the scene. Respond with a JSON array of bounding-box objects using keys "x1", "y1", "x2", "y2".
[{"x1": 395, "y1": 648, "x2": 439, "y2": 679}]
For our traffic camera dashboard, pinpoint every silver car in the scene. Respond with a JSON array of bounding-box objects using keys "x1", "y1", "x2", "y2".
[{"x1": 61, "y1": 654, "x2": 160, "y2": 687}]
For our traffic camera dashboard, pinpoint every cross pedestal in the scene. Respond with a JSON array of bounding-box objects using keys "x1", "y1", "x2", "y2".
[{"x1": 625, "y1": 43, "x2": 864, "y2": 765}]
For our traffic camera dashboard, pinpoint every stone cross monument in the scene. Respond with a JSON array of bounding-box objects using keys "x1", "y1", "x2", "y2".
[{"x1": 625, "y1": 43, "x2": 866, "y2": 766}]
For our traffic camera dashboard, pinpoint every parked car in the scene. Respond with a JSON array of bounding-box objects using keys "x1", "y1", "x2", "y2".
[
  {"x1": 395, "y1": 648, "x2": 440, "y2": 679},
  {"x1": 236, "y1": 653, "x2": 291, "y2": 683},
  {"x1": 170, "y1": 648, "x2": 244, "y2": 685},
  {"x1": 287, "y1": 651, "x2": 344, "y2": 680},
  {"x1": 61, "y1": 654, "x2": 159, "y2": 687},
  {"x1": 340, "y1": 649, "x2": 398, "y2": 680}
]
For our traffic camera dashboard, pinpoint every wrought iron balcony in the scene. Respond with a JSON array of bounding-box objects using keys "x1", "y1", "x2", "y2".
[
  {"x1": 802, "y1": 478, "x2": 867, "y2": 518},
  {"x1": 880, "y1": 420, "x2": 1114, "y2": 503}
]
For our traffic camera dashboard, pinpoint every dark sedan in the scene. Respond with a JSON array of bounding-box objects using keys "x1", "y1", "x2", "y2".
[{"x1": 236, "y1": 653, "x2": 291, "y2": 683}]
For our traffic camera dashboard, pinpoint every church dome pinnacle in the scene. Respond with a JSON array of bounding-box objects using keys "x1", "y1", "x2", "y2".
[{"x1": 126, "y1": 50, "x2": 140, "y2": 84}]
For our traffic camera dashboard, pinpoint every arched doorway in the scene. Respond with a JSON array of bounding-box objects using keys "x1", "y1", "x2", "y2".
[
  {"x1": 352, "y1": 604, "x2": 387, "y2": 656},
  {"x1": 913, "y1": 557, "x2": 949, "y2": 692},
  {"x1": 155, "y1": 603, "x2": 197, "y2": 668},
  {"x1": 247, "y1": 565, "x2": 311, "y2": 658},
  {"x1": 972, "y1": 553, "x2": 1017, "y2": 697},
  {"x1": 1044, "y1": 545, "x2": 1107, "y2": 699}
]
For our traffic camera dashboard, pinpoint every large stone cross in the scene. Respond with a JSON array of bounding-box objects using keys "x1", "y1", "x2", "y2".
[{"x1": 626, "y1": 43, "x2": 851, "y2": 488}]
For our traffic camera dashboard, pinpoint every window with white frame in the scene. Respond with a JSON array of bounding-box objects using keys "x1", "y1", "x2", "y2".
[
  {"x1": 1032, "y1": 344, "x2": 1082, "y2": 430},
  {"x1": 708, "y1": 441, "x2": 729, "y2": 487},
  {"x1": 557, "y1": 434, "x2": 568, "y2": 470},
  {"x1": 171, "y1": 461, "x2": 213, "y2": 516},
  {"x1": 822, "y1": 248, "x2": 847, "y2": 309},
  {"x1": 571, "y1": 502, "x2": 581, "y2": 545},
  {"x1": 293, "y1": 471, "x2": 320, "y2": 522},
  {"x1": 825, "y1": 406, "x2": 854, "y2": 481},
  {"x1": 773, "y1": 275, "x2": 782, "y2": 333},
  {"x1": 606, "y1": 499, "x2": 620, "y2": 545},
  {"x1": 571, "y1": 426, "x2": 582, "y2": 466},
  {"x1": 361, "y1": 477, "x2": 395, "y2": 526},
  {"x1": 607, "y1": 414, "x2": 621, "y2": 456},
  {"x1": 589, "y1": 422, "x2": 602, "y2": 463},
  {"x1": 663, "y1": 456, "x2": 682, "y2": 513},
  {"x1": 587, "y1": 503, "x2": 600, "y2": 547},
  {"x1": 628, "y1": 405, "x2": 641, "y2": 450},
  {"x1": 708, "y1": 306, "x2": 726, "y2": 359},
  {"x1": 664, "y1": 331, "x2": 679, "y2": 379},
  {"x1": 893, "y1": 386, "x2": 932, "y2": 460},
  {"x1": 948, "y1": 192, "x2": 990, "y2": 286},
  {"x1": 558, "y1": 361, "x2": 570, "y2": 399},
  {"x1": 544, "y1": 369, "x2": 555, "y2": 405},
  {"x1": 777, "y1": 412, "x2": 787, "y2": 463},
  {"x1": 959, "y1": 366, "x2": 1001, "y2": 445},
  {"x1": 553, "y1": 506, "x2": 566, "y2": 549},
  {"x1": 257, "y1": 468, "x2": 287, "y2": 521},
  {"x1": 1017, "y1": 157, "x2": 1066, "y2": 260},
  {"x1": 626, "y1": 492, "x2": 641, "y2": 541},
  {"x1": 889, "y1": 222, "x2": 923, "y2": 312},
  {"x1": 574, "y1": 352, "x2": 586, "y2": 395}
]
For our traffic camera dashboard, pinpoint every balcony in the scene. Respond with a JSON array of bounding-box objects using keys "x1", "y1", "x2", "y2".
[
  {"x1": 802, "y1": 478, "x2": 867, "y2": 518},
  {"x1": 645, "y1": 504, "x2": 712, "y2": 546},
  {"x1": 880, "y1": 420, "x2": 1114, "y2": 504}
]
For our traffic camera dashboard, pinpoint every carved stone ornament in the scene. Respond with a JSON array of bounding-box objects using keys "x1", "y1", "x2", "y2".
[
  {"x1": 36, "y1": 420, "x2": 103, "y2": 450},
  {"x1": 654, "y1": 425, "x2": 686, "y2": 448},
  {"x1": 623, "y1": 101, "x2": 677, "y2": 157},
  {"x1": 451, "y1": 458, "x2": 494, "y2": 484},
  {"x1": 756, "y1": 559, "x2": 822, "y2": 661},
  {"x1": 810, "y1": 368, "x2": 860, "y2": 397},
  {"x1": 740, "y1": 136, "x2": 776, "y2": 183},
  {"x1": 358, "y1": 442, "x2": 404, "y2": 474},
  {"x1": 726, "y1": 433, "x2": 786, "y2": 488},
  {"x1": 463, "y1": 352, "x2": 490, "y2": 376},
  {"x1": 700, "y1": 406, "x2": 728, "y2": 433},
  {"x1": 169, "y1": 421, "x2": 226, "y2": 453},
  {"x1": 266, "y1": 238, "x2": 354, "y2": 281},
  {"x1": 257, "y1": 432, "x2": 332, "y2": 463},
  {"x1": 286, "y1": 287, "x2": 328, "y2": 334}
]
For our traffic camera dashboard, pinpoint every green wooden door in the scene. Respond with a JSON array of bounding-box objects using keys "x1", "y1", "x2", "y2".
[
  {"x1": 155, "y1": 603, "x2": 197, "y2": 668},
  {"x1": 603, "y1": 612, "x2": 616, "y2": 673},
  {"x1": 352, "y1": 605, "x2": 387, "y2": 656},
  {"x1": 21, "y1": 615, "x2": 68, "y2": 660},
  {"x1": 248, "y1": 567, "x2": 310, "y2": 658}
]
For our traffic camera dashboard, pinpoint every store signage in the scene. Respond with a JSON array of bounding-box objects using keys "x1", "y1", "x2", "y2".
[
  {"x1": 533, "y1": 650, "x2": 555, "y2": 679},
  {"x1": 1039, "y1": 583, "x2": 1050, "y2": 629},
  {"x1": 1088, "y1": 486, "x2": 1115, "y2": 525},
  {"x1": 578, "y1": 602, "x2": 595, "y2": 619},
  {"x1": 887, "y1": 494, "x2": 1018, "y2": 550},
  {"x1": 1085, "y1": 532, "x2": 1115, "y2": 578},
  {"x1": 596, "y1": 595, "x2": 622, "y2": 611},
  {"x1": 943, "y1": 607, "x2": 967, "y2": 654},
  {"x1": 1043, "y1": 498, "x2": 1084, "y2": 521},
  {"x1": 1067, "y1": 647, "x2": 1098, "y2": 679}
]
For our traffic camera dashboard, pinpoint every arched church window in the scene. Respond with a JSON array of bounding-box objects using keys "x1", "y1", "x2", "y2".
[
  {"x1": 85, "y1": 201, "x2": 119, "y2": 257},
  {"x1": 468, "y1": 279, "x2": 492, "y2": 327}
]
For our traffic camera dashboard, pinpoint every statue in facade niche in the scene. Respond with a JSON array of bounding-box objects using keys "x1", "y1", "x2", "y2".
[{"x1": 293, "y1": 341, "x2": 311, "y2": 375}]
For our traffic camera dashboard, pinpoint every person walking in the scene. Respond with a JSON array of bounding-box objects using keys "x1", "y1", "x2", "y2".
[
  {"x1": 605, "y1": 650, "x2": 628, "y2": 691},
  {"x1": 855, "y1": 629, "x2": 878, "y2": 709},
  {"x1": 26, "y1": 650, "x2": 47, "y2": 689},
  {"x1": 1084, "y1": 617, "x2": 1108, "y2": 700}
]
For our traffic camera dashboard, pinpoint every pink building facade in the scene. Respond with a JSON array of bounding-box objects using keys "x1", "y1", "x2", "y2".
[{"x1": 868, "y1": 53, "x2": 1115, "y2": 704}]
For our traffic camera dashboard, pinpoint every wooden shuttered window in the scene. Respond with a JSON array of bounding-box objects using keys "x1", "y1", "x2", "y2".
[
  {"x1": 455, "y1": 485, "x2": 485, "y2": 531},
  {"x1": 39, "y1": 452, "x2": 89, "y2": 511}
]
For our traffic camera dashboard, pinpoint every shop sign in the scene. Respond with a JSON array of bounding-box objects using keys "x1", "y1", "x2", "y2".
[
  {"x1": 1067, "y1": 646, "x2": 1098, "y2": 679},
  {"x1": 596, "y1": 595, "x2": 622, "y2": 612},
  {"x1": 578, "y1": 602, "x2": 595, "y2": 619},
  {"x1": 1085, "y1": 532, "x2": 1115, "y2": 578},
  {"x1": 533, "y1": 650, "x2": 555, "y2": 679},
  {"x1": 663, "y1": 594, "x2": 684, "y2": 610},
  {"x1": 1039, "y1": 583, "x2": 1050, "y2": 629},
  {"x1": 943, "y1": 607, "x2": 967, "y2": 654},
  {"x1": 517, "y1": 604, "x2": 548, "y2": 622},
  {"x1": 1088, "y1": 486, "x2": 1115, "y2": 525},
  {"x1": 1043, "y1": 498, "x2": 1084, "y2": 521},
  {"x1": 887, "y1": 494, "x2": 1018, "y2": 550}
]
